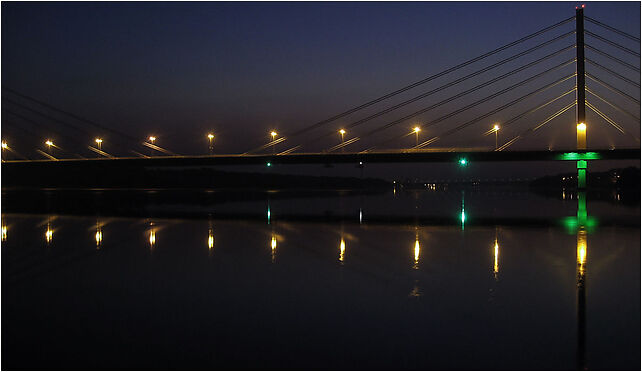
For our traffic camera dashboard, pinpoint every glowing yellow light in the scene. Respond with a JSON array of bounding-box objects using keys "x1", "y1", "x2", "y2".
[
  {"x1": 339, "y1": 129, "x2": 346, "y2": 135},
  {"x1": 414, "y1": 238, "x2": 420, "y2": 266},
  {"x1": 45, "y1": 140, "x2": 54, "y2": 147},
  {"x1": 208, "y1": 228, "x2": 214, "y2": 250},
  {"x1": 95, "y1": 227, "x2": 103, "y2": 249},
  {"x1": 1, "y1": 142, "x2": 7, "y2": 149},
  {"x1": 339, "y1": 238, "x2": 345, "y2": 263},
  {"x1": 493, "y1": 239, "x2": 499, "y2": 277},
  {"x1": 95, "y1": 138, "x2": 103, "y2": 144},
  {"x1": 577, "y1": 232, "x2": 587, "y2": 276},
  {"x1": 271, "y1": 234, "x2": 277, "y2": 263},
  {"x1": 45, "y1": 225, "x2": 53, "y2": 243},
  {"x1": 270, "y1": 131, "x2": 277, "y2": 137},
  {"x1": 2, "y1": 225, "x2": 7, "y2": 241},
  {"x1": 577, "y1": 123, "x2": 586, "y2": 131},
  {"x1": 207, "y1": 134, "x2": 214, "y2": 140},
  {"x1": 414, "y1": 126, "x2": 421, "y2": 133},
  {"x1": 148, "y1": 136, "x2": 156, "y2": 143},
  {"x1": 493, "y1": 124, "x2": 500, "y2": 131},
  {"x1": 149, "y1": 227, "x2": 156, "y2": 248}
]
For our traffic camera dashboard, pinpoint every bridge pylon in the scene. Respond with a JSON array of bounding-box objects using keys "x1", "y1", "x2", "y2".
[{"x1": 576, "y1": 6, "x2": 587, "y2": 189}]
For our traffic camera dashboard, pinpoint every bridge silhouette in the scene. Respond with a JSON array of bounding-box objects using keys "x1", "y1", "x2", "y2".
[{"x1": 1, "y1": 7, "x2": 640, "y2": 188}]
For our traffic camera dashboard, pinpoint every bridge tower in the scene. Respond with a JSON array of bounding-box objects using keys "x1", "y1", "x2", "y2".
[{"x1": 576, "y1": 6, "x2": 587, "y2": 189}]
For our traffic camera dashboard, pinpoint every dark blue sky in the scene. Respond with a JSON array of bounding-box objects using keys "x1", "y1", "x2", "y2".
[{"x1": 1, "y1": 1, "x2": 640, "y2": 161}]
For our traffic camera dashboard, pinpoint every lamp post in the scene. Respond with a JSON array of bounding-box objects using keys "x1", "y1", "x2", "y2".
[
  {"x1": 207, "y1": 133, "x2": 214, "y2": 154},
  {"x1": 339, "y1": 129, "x2": 346, "y2": 152},
  {"x1": 413, "y1": 126, "x2": 421, "y2": 147},
  {"x1": 493, "y1": 124, "x2": 500, "y2": 150},
  {"x1": 270, "y1": 131, "x2": 277, "y2": 154}
]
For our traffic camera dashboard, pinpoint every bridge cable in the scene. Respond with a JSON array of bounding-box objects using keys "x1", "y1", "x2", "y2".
[
  {"x1": 585, "y1": 30, "x2": 641, "y2": 57},
  {"x1": 296, "y1": 44, "x2": 575, "y2": 152},
  {"x1": 411, "y1": 78, "x2": 576, "y2": 149},
  {"x1": 244, "y1": 16, "x2": 576, "y2": 153},
  {"x1": 585, "y1": 44, "x2": 640, "y2": 72},
  {"x1": 585, "y1": 16, "x2": 641, "y2": 42},
  {"x1": 1, "y1": 94, "x2": 168, "y2": 156},
  {"x1": 585, "y1": 73, "x2": 641, "y2": 105},
  {"x1": 2, "y1": 109, "x2": 106, "y2": 159},
  {"x1": 585, "y1": 87, "x2": 641, "y2": 122},
  {"x1": 586, "y1": 101, "x2": 640, "y2": 142},
  {"x1": 288, "y1": 16, "x2": 575, "y2": 136},
  {"x1": 367, "y1": 87, "x2": 577, "y2": 151},
  {"x1": 331, "y1": 61, "x2": 576, "y2": 151},
  {"x1": 585, "y1": 59, "x2": 640, "y2": 88},
  {"x1": 496, "y1": 101, "x2": 576, "y2": 151},
  {"x1": 1, "y1": 97, "x2": 141, "y2": 156},
  {"x1": 2, "y1": 119, "x2": 87, "y2": 159},
  {"x1": 257, "y1": 40, "x2": 575, "y2": 155},
  {"x1": 2, "y1": 87, "x2": 154, "y2": 153},
  {"x1": 483, "y1": 87, "x2": 577, "y2": 135}
]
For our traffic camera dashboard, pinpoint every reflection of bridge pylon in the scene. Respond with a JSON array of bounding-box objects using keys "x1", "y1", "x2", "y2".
[{"x1": 575, "y1": 190, "x2": 588, "y2": 370}]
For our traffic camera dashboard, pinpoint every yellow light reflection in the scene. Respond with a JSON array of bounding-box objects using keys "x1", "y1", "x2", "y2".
[
  {"x1": 149, "y1": 224, "x2": 156, "y2": 251},
  {"x1": 413, "y1": 238, "x2": 420, "y2": 268},
  {"x1": 95, "y1": 226, "x2": 103, "y2": 249},
  {"x1": 493, "y1": 239, "x2": 499, "y2": 279},
  {"x1": 271, "y1": 234, "x2": 277, "y2": 263},
  {"x1": 339, "y1": 238, "x2": 345, "y2": 263},
  {"x1": 45, "y1": 224, "x2": 53, "y2": 243},
  {"x1": 577, "y1": 231, "x2": 587, "y2": 277},
  {"x1": 2, "y1": 224, "x2": 7, "y2": 241},
  {"x1": 208, "y1": 228, "x2": 214, "y2": 251}
]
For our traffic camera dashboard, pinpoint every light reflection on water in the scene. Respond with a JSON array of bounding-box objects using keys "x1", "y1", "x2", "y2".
[{"x1": 0, "y1": 190, "x2": 639, "y2": 370}]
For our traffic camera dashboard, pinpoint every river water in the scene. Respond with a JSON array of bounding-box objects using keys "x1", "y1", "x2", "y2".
[{"x1": 1, "y1": 187, "x2": 639, "y2": 370}]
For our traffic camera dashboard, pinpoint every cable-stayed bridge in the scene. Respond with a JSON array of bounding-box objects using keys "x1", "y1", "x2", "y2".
[{"x1": 1, "y1": 7, "x2": 640, "y2": 188}]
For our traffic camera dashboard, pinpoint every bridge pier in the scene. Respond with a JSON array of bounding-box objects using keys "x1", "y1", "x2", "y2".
[{"x1": 577, "y1": 160, "x2": 587, "y2": 189}]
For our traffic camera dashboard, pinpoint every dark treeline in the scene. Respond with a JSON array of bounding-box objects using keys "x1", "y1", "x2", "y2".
[
  {"x1": 1, "y1": 162, "x2": 389, "y2": 189},
  {"x1": 529, "y1": 167, "x2": 640, "y2": 205}
]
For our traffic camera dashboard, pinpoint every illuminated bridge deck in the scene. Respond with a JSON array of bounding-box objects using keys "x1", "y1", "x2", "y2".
[{"x1": 2, "y1": 148, "x2": 639, "y2": 169}]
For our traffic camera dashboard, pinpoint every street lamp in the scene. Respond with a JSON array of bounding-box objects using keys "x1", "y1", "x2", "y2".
[
  {"x1": 1, "y1": 141, "x2": 7, "y2": 161},
  {"x1": 207, "y1": 133, "x2": 214, "y2": 154},
  {"x1": 493, "y1": 124, "x2": 500, "y2": 150},
  {"x1": 95, "y1": 138, "x2": 103, "y2": 150},
  {"x1": 270, "y1": 131, "x2": 277, "y2": 154},
  {"x1": 413, "y1": 126, "x2": 421, "y2": 147},
  {"x1": 45, "y1": 140, "x2": 54, "y2": 153},
  {"x1": 339, "y1": 129, "x2": 346, "y2": 152}
]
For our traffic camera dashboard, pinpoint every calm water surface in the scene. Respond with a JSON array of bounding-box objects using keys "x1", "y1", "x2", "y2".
[{"x1": 2, "y1": 188, "x2": 640, "y2": 370}]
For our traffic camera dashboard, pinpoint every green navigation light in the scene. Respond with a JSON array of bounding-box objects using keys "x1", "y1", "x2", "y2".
[
  {"x1": 459, "y1": 158, "x2": 468, "y2": 166},
  {"x1": 267, "y1": 162, "x2": 272, "y2": 167}
]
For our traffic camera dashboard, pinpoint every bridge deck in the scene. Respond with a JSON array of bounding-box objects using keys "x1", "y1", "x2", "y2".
[{"x1": 2, "y1": 149, "x2": 639, "y2": 168}]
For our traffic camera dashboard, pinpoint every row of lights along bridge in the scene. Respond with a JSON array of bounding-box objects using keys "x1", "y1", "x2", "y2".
[{"x1": 1, "y1": 123, "x2": 591, "y2": 157}]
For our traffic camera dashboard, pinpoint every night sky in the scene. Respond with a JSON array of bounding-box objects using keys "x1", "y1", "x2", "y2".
[{"x1": 1, "y1": 1, "x2": 640, "y2": 178}]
